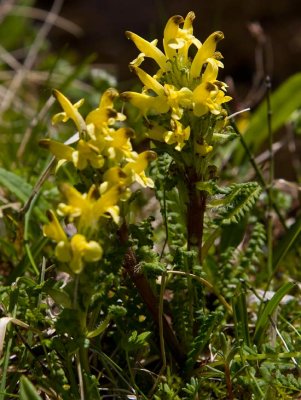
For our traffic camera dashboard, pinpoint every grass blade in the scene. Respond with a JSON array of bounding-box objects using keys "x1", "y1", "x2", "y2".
[{"x1": 253, "y1": 282, "x2": 295, "y2": 344}]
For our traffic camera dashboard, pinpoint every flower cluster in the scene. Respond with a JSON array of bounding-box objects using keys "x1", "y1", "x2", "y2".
[
  {"x1": 41, "y1": 89, "x2": 156, "y2": 273},
  {"x1": 121, "y1": 11, "x2": 231, "y2": 152}
]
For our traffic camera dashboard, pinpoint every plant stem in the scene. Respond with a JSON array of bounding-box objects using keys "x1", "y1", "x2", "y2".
[
  {"x1": 266, "y1": 75, "x2": 274, "y2": 278},
  {"x1": 158, "y1": 272, "x2": 167, "y2": 371},
  {"x1": 187, "y1": 184, "x2": 206, "y2": 264},
  {"x1": 119, "y1": 223, "x2": 186, "y2": 366},
  {"x1": 224, "y1": 362, "x2": 234, "y2": 400}
]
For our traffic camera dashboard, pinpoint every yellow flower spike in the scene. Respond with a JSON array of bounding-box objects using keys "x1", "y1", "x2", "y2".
[
  {"x1": 163, "y1": 15, "x2": 184, "y2": 59},
  {"x1": 130, "y1": 65, "x2": 165, "y2": 97},
  {"x1": 52, "y1": 89, "x2": 86, "y2": 134},
  {"x1": 39, "y1": 139, "x2": 74, "y2": 162},
  {"x1": 43, "y1": 210, "x2": 68, "y2": 243},
  {"x1": 190, "y1": 31, "x2": 224, "y2": 79},
  {"x1": 125, "y1": 31, "x2": 167, "y2": 70},
  {"x1": 72, "y1": 140, "x2": 104, "y2": 170}
]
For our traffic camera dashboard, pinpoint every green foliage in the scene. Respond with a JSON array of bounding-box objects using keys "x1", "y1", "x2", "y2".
[
  {"x1": 212, "y1": 182, "x2": 262, "y2": 226},
  {"x1": 0, "y1": 4, "x2": 301, "y2": 400},
  {"x1": 234, "y1": 72, "x2": 301, "y2": 162},
  {"x1": 254, "y1": 282, "x2": 295, "y2": 345},
  {"x1": 185, "y1": 310, "x2": 222, "y2": 372},
  {"x1": 19, "y1": 376, "x2": 43, "y2": 400}
]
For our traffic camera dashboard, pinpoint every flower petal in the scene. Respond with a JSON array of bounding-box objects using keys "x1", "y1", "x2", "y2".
[
  {"x1": 120, "y1": 92, "x2": 169, "y2": 116},
  {"x1": 130, "y1": 66, "x2": 165, "y2": 96},
  {"x1": 52, "y1": 89, "x2": 86, "y2": 133},
  {"x1": 163, "y1": 15, "x2": 184, "y2": 59},
  {"x1": 126, "y1": 31, "x2": 167, "y2": 70},
  {"x1": 190, "y1": 31, "x2": 224, "y2": 79},
  {"x1": 39, "y1": 139, "x2": 74, "y2": 161},
  {"x1": 43, "y1": 210, "x2": 67, "y2": 242}
]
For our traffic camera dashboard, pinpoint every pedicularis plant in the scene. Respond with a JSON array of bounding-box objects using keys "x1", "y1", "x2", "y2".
[{"x1": 2, "y1": 10, "x2": 301, "y2": 400}]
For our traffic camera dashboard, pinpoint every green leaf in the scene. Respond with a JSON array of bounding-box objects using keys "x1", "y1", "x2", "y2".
[
  {"x1": 44, "y1": 288, "x2": 72, "y2": 309},
  {"x1": 235, "y1": 73, "x2": 301, "y2": 163},
  {"x1": 254, "y1": 282, "x2": 295, "y2": 344},
  {"x1": 87, "y1": 315, "x2": 111, "y2": 338},
  {"x1": 232, "y1": 291, "x2": 250, "y2": 346},
  {"x1": 0, "y1": 168, "x2": 33, "y2": 203},
  {"x1": 0, "y1": 168, "x2": 49, "y2": 220},
  {"x1": 19, "y1": 376, "x2": 42, "y2": 400}
]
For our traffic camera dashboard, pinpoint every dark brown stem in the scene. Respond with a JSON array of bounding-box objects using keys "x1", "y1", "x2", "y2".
[
  {"x1": 119, "y1": 224, "x2": 186, "y2": 366},
  {"x1": 224, "y1": 362, "x2": 234, "y2": 400},
  {"x1": 187, "y1": 185, "x2": 207, "y2": 264}
]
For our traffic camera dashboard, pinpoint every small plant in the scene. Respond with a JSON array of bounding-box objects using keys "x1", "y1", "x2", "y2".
[{"x1": 1, "y1": 6, "x2": 301, "y2": 400}]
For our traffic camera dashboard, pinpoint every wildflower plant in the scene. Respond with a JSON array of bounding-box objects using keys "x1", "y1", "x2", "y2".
[
  {"x1": 122, "y1": 11, "x2": 234, "y2": 260},
  {"x1": 1, "y1": 7, "x2": 301, "y2": 400}
]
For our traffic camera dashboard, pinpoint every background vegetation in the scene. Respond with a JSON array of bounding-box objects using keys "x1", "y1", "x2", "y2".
[{"x1": 0, "y1": 1, "x2": 301, "y2": 399}]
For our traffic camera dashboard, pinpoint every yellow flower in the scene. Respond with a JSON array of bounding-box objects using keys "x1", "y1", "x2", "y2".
[
  {"x1": 41, "y1": 88, "x2": 136, "y2": 169},
  {"x1": 103, "y1": 127, "x2": 135, "y2": 162},
  {"x1": 68, "y1": 234, "x2": 103, "y2": 274},
  {"x1": 39, "y1": 138, "x2": 104, "y2": 170},
  {"x1": 72, "y1": 140, "x2": 104, "y2": 169},
  {"x1": 122, "y1": 11, "x2": 232, "y2": 134},
  {"x1": 43, "y1": 210, "x2": 103, "y2": 273},
  {"x1": 52, "y1": 89, "x2": 86, "y2": 134},
  {"x1": 195, "y1": 141, "x2": 213, "y2": 156},
  {"x1": 102, "y1": 150, "x2": 157, "y2": 191},
  {"x1": 57, "y1": 183, "x2": 123, "y2": 230},
  {"x1": 163, "y1": 119, "x2": 190, "y2": 151},
  {"x1": 43, "y1": 210, "x2": 68, "y2": 243}
]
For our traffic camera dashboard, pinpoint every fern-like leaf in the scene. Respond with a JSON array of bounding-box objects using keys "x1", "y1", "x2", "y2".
[{"x1": 213, "y1": 182, "x2": 262, "y2": 226}]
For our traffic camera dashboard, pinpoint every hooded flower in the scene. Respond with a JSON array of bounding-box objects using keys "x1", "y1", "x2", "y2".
[
  {"x1": 41, "y1": 88, "x2": 136, "y2": 170},
  {"x1": 121, "y1": 11, "x2": 232, "y2": 151},
  {"x1": 43, "y1": 210, "x2": 103, "y2": 274},
  {"x1": 57, "y1": 183, "x2": 124, "y2": 231}
]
